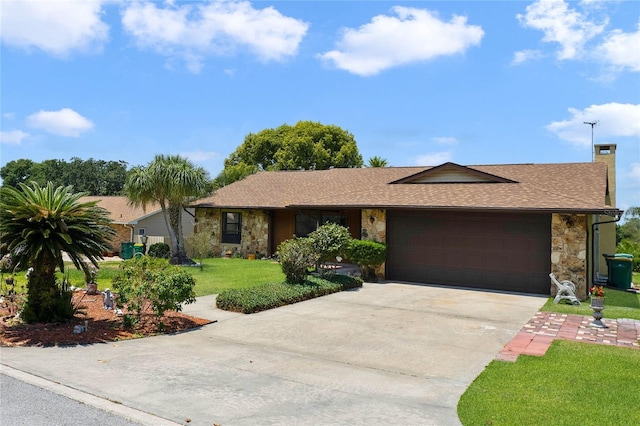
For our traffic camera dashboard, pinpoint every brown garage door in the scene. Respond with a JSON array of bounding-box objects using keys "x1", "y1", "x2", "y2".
[{"x1": 386, "y1": 210, "x2": 551, "y2": 294}]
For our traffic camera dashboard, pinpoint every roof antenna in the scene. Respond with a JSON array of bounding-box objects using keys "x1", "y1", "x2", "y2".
[{"x1": 583, "y1": 120, "x2": 598, "y2": 162}]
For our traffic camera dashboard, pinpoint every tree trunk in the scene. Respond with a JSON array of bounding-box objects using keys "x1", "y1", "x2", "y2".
[
  {"x1": 167, "y1": 204, "x2": 194, "y2": 265},
  {"x1": 22, "y1": 259, "x2": 73, "y2": 324}
]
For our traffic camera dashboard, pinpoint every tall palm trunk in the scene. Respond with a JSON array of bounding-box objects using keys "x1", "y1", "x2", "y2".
[{"x1": 168, "y1": 204, "x2": 191, "y2": 264}]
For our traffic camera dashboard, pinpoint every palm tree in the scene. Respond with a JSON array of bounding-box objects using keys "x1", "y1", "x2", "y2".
[
  {"x1": 0, "y1": 182, "x2": 114, "y2": 323},
  {"x1": 125, "y1": 155, "x2": 210, "y2": 265},
  {"x1": 367, "y1": 156, "x2": 389, "y2": 167}
]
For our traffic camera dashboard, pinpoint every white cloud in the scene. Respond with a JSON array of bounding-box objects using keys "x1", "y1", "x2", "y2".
[
  {"x1": 511, "y1": 49, "x2": 544, "y2": 65},
  {"x1": 26, "y1": 108, "x2": 94, "y2": 137},
  {"x1": 546, "y1": 103, "x2": 640, "y2": 146},
  {"x1": 414, "y1": 151, "x2": 453, "y2": 166},
  {"x1": 3, "y1": 113, "x2": 16, "y2": 120},
  {"x1": 517, "y1": 0, "x2": 606, "y2": 60},
  {"x1": 431, "y1": 136, "x2": 458, "y2": 145},
  {"x1": 121, "y1": 0, "x2": 308, "y2": 73},
  {"x1": 0, "y1": 130, "x2": 29, "y2": 145},
  {"x1": 0, "y1": 0, "x2": 109, "y2": 57},
  {"x1": 318, "y1": 6, "x2": 483, "y2": 76},
  {"x1": 181, "y1": 150, "x2": 220, "y2": 163},
  {"x1": 596, "y1": 22, "x2": 640, "y2": 72}
]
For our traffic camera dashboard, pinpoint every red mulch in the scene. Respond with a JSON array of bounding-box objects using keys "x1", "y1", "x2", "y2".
[{"x1": 0, "y1": 291, "x2": 212, "y2": 347}]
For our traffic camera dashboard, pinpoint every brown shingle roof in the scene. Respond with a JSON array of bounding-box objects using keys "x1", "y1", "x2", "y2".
[
  {"x1": 192, "y1": 162, "x2": 615, "y2": 213},
  {"x1": 80, "y1": 196, "x2": 162, "y2": 223}
]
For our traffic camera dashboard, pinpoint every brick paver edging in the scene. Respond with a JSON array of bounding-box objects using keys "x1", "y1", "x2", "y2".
[{"x1": 497, "y1": 311, "x2": 640, "y2": 362}]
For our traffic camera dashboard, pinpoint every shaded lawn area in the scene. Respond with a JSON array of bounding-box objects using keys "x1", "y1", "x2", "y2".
[
  {"x1": 540, "y1": 286, "x2": 640, "y2": 320},
  {"x1": 458, "y1": 340, "x2": 640, "y2": 426}
]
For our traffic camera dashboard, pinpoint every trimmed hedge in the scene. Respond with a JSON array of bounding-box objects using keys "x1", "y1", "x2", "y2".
[
  {"x1": 216, "y1": 274, "x2": 363, "y2": 314},
  {"x1": 148, "y1": 242, "x2": 170, "y2": 259}
]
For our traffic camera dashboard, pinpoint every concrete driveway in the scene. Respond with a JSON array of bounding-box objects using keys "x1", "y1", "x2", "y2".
[{"x1": 1, "y1": 282, "x2": 545, "y2": 425}]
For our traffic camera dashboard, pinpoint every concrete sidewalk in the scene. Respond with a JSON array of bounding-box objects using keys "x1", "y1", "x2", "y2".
[{"x1": 1, "y1": 283, "x2": 545, "y2": 425}]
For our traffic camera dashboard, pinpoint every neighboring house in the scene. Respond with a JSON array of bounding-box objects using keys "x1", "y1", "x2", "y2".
[
  {"x1": 80, "y1": 196, "x2": 195, "y2": 254},
  {"x1": 192, "y1": 144, "x2": 621, "y2": 299}
]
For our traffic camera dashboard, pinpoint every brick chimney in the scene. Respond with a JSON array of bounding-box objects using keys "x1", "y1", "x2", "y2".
[{"x1": 594, "y1": 144, "x2": 616, "y2": 207}]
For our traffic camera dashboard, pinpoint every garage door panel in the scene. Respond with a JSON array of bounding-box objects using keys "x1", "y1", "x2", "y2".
[{"x1": 387, "y1": 211, "x2": 551, "y2": 294}]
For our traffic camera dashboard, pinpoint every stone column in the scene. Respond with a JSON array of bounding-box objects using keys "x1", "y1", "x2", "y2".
[
  {"x1": 551, "y1": 214, "x2": 588, "y2": 300},
  {"x1": 360, "y1": 209, "x2": 387, "y2": 279}
]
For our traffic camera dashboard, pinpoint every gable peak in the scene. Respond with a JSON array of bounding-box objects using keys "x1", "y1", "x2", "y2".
[{"x1": 391, "y1": 162, "x2": 517, "y2": 184}]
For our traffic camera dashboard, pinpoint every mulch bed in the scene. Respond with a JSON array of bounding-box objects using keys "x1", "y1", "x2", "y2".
[{"x1": 0, "y1": 291, "x2": 212, "y2": 347}]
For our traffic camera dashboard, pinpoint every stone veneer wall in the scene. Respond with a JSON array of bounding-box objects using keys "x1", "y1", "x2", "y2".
[
  {"x1": 239, "y1": 209, "x2": 270, "y2": 256},
  {"x1": 109, "y1": 224, "x2": 132, "y2": 255},
  {"x1": 361, "y1": 208, "x2": 386, "y2": 242},
  {"x1": 551, "y1": 213, "x2": 588, "y2": 300},
  {"x1": 195, "y1": 208, "x2": 269, "y2": 258},
  {"x1": 361, "y1": 208, "x2": 387, "y2": 278}
]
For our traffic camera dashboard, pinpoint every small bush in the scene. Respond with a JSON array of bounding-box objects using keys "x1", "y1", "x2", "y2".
[
  {"x1": 309, "y1": 223, "x2": 351, "y2": 275},
  {"x1": 216, "y1": 274, "x2": 363, "y2": 314},
  {"x1": 148, "y1": 242, "x2": 171, "y2": 259},
  {"x1": 112, "y1": 257, "x2": 196, "y2": 325},
  {"x1": 277, "y1": 237, "x2": 318, "y2": 284},
  {"x1": 347, "y1": 240, "x2": 387, "y2": 282}
]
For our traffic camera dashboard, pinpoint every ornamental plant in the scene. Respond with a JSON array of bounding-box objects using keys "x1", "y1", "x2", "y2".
[
  {"x1": 112, "y1": 257, "x2": 196, "y2": 328},
  {"x1": 590, "y1": 285, "x2": 605, "y2": 298},
  {"x1": 308, "y1": 223, "x2": 351, "y2": 276},
  {"x1": 277, "y1": 237, "x2": 318, "y2": 284},
  {"x1": 0, "y1": 255, "x2": 14, "y2": 273},
  {"x1": 346, "y1": 239, "x2": 387, "y2": 282},
  {"x1": 84, "y1": 262, "x2": 99, "y2": 283}
]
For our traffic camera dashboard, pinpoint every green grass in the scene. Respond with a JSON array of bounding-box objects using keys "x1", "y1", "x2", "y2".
[
  {"x1": 540, "y1": 286, "x2": 640, "y2": 320},
  {"x1": 61, "y1": 261, "x2": 122, "y2": 290},
  {"x1": 458, "y1": 340, "x2": 640, "y2": 426},
  {"x1": 181, "y1": 258, "x2": 285, "y2": 296},
  {"x1": 61, "y1": 258, "x2": 285, "y2": 296}
]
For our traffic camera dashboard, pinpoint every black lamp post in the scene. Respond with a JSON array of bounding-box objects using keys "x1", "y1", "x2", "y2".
[{"x1": 141, "y1": 235, "x2": 148, "y2": 254}]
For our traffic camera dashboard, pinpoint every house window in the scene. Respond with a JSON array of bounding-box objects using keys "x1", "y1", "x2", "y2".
[
  {"x1": 295, "y1": 213, "x2": 318, "y2": 237},
  {"x1": 138, "y1": 228, "x2": 146, "y2": 237},
  {"x1": 295, "y1": 212, "x2": 348, "y2": 237},
  {"x1": 222, "y1": 212, "x2": 242, "y2": 244}
]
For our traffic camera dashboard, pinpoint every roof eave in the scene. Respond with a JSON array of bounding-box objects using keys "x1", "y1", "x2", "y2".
[{"x1": 286, "y1": 204, "x2": 624, "y2": 215}]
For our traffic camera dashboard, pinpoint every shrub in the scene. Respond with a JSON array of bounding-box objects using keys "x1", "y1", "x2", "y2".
[
  {"x1": 616, "y1": 239, "x2": 640, "y2": 272},
  {"x1": 347, "y1": 240, "x2": 387, "y2": 282},
  {"x1": 20, "y1": 276, "x2": 74, "y2": 324},
  {"x1": 277, "y1": 237, "x2": 318, "y2": 284},
  {"x1": 0, "y1": 254, "x2": 14, "y2": 273},
  {"x1": 148, "y1": 242, "x2": 171, "y2": 259},
  {"x1": 216, "y1": 274, "x2": 362, "y2": 314},
  {"x1": 111, "y1": 257, "x2": 196, "y2": 326},
  {"x1": 308, "y1": 223, "x2": 352, "y2": 275}
]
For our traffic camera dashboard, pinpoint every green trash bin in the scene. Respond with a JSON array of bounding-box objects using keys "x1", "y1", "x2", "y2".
[
  {"x1": 120, "y1": 242, "x2": 134, "y2": 260},
  {"x1": 603, "y1": 253, "x2": 634, "y2": 289},
  {"x1": 133, "y1": 243, "x2": 145, "y2": 257}
]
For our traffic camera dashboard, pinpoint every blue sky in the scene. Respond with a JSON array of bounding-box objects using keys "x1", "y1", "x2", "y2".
[{"x1": 1, "y1": 0, "x2": 639, "y2": 210}]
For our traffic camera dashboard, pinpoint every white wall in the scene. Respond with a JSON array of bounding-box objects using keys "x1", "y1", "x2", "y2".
[{"x1": 133, "y1": 208, "x2": 195, "y2": 243}]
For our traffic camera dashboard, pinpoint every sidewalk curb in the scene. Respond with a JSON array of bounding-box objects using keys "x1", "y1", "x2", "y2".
[{"x1": 1, "y1": 364, "x2": 182, "y2": 426}]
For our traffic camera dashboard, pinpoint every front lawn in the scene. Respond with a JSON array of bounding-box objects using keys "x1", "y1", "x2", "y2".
[
  {"x1": 60, "y1": 258, "x2": 285, "y2": 296},
  {"x1": 458, "y1": 340, "x2": 640, "y2": 425},
  {"x1": 182, "y1": 258, "x2": 285, "y2": 296},
  {"x1": 540, "y1": 286, "x2": 640, "y2": 320}
]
